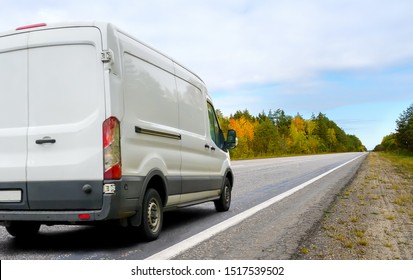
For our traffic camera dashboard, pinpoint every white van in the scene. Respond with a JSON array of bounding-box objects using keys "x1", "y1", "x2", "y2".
[{"x1": 0, "y1": 22, "x2": 236, "y2": 240}]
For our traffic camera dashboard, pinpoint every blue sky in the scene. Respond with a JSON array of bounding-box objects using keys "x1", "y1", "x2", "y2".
[{"x1": 1, "y1": 0, "x2": 412, "y2": 150}]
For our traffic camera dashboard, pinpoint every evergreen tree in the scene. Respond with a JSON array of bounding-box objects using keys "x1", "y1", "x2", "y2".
[{"x1": 396, "y1": 103, "x2": 413, "y2": 152}]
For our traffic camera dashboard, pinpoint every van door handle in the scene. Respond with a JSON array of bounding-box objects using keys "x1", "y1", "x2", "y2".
[
  {"x1": 211, "y1": 147, "x2": 216, "y2": 151},
  {"x1": 204, "y1": 144, "x2": 210, "y2": 149},
  {"x1": 35, "y1": 138, "x2": 56, "y2": 144}
]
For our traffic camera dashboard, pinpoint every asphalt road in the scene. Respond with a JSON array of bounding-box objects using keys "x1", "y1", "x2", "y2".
[{"x1": 0, "y1": 152, "x2": 366, "y2": 260}]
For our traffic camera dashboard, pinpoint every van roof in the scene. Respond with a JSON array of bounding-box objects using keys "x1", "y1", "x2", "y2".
[
  {"x1": 1, "y1": 21, "x2": 103, "y2": 36},
  {"x1": 1, "y1": 21, "x2": 207, "y2": 88}
]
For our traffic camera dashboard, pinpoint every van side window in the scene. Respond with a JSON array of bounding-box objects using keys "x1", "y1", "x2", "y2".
[{"x1": 207, "y1": 103, "x2": 222, "y2": 148}]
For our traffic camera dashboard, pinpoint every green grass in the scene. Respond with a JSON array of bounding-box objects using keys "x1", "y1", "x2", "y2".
[
  {"x1": 357, "y1": 239, "x2": 368, "y2": 246},
  {"x1": 344, "y1": 241, "x2": 353, "y2": 248},
  {"x1": 300, "y1": 247, "x2": 309, "y2": 254},
  {"x1": 384, "y1": 214, "x2": 396, "y2": 220},
  {"x1": 394, "y1": 194, "x2": 413, "y2": 207},
  {"x1": 353, "y1": 229, "x2": 366, "y2": 238},
  {"x1": 379, "y1": 152, "x2": 413, "y2": 176},
  {"x1": 383, "y1": 242, "x2": 393, "y2": 248}
]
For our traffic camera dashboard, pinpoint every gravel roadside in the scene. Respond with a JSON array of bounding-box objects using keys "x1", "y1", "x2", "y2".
[{"x1": 295, "y1": 152, "x2": 413, "y2": 260}]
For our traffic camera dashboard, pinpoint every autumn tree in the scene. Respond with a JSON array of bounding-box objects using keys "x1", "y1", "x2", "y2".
[
  {"x1": 346, "y1": 134, "x2": 366, "y2": 152},
  {"x1": 288, "y1": 114, "x2": 308, "y2": 153},
  {"x1": 229, "y1": 110, "x2": 257, "y2": 158},
  {"x1": 326, "y1": 128, "x2": 337, "y2": 152},
  {"x1": 305, "y1": 119, "x2": 319, "y2": 153},
  {"x1": 375, "y1": 133, "x2": 397, "y2": 152},
  {"x1": 217, "y1": 108, "x2": 365, "y2": 159}
]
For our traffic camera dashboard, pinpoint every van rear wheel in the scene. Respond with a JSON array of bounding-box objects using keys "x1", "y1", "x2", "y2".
[
  {"x1": 140, "y1": 188, "x2": 163, "y2": 241},
  {"x1": 214, "y1": 177, "x2": 232, "y2": 212},
  {"x1": 5, "y1": 221, "x2": 41, "y2": 238}
]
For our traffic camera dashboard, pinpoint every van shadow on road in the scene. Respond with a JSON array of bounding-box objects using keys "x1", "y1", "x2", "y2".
[{"x1": 3, "y1": 206, "x2": 217, "y2": 256}]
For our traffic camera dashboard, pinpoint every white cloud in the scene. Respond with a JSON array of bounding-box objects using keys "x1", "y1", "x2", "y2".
[
  {"x1": 2, "y1": 1, "x2": 413, "y2": 91},
  {"x1": 1, "y1": 0, "x2": 413, "y2": 148},
  {"x1": 2, "y1": 0, "x2": 413, "y2": 94}
]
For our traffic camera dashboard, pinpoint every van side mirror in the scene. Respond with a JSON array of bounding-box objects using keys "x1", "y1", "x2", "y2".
[{"x1": 225, "y1": 129, "x2": 237, "y2": 150}]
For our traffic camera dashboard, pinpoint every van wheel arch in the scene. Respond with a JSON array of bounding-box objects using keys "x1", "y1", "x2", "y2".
[
  {"x1": 128, "y1": 170, "x2": 168, "y2": 228},
  {"x1": 137, "y1": 171, "x2": 168, "y2": 240},
  {"x1": 214, "y1": 176, "x2": 232, "y2": 212},
  {"x1": 141, "y1": 170, "x2": 168, "y2": 207},
  {"x1": 225, "y1": 170, "x2": 234, "y2": 190}
]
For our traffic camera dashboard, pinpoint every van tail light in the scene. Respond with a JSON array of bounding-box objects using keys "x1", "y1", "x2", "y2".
[
  {"x1": 103, "y1": 117, "x2": 122, "y2": 180},
  {"x1": 78, "y1": 214, "x2": 91, "y2": 220}
]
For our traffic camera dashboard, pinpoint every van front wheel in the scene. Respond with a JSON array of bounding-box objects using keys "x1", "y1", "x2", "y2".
[
  {"x1": 140, "y1": 188, "x2": 163, "y2": 241},
  {"x1": 214, "y1": 178, "x2": 232, "y2": 212}
]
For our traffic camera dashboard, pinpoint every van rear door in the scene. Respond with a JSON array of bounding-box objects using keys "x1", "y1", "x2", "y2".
[
  {"x1": 0, "y1": 33, "x2": 29, "y2": 209},
  {"x1": 26, "y1": 27, "x2": 106, "y2": 210}
]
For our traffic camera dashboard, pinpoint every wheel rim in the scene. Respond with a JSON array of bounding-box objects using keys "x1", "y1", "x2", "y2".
[
  {"x1": 224, "y1": 185, "x2": 231, "y2": 204},
  {"x1": 147, "y1": 198, "x2": 161, "y2": 233}
]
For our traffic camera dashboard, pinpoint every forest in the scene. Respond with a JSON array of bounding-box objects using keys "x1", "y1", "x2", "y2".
[
  {"x1": 374, "y1": 103, "x2": 413, "y2": 154},
  {"x1": 217, "y1": 109, "x2": 366, "y2": 159}
]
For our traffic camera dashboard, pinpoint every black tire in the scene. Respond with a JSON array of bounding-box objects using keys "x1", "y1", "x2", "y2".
[
  {"x1": 140, "y1": 188, "x2": 163, "y2": 241},
  {"x1": 5, "y1": 221, "x2": 41, "y2": 238},
  {"x1": 214, "y1": 177, "x2": 232, "y2": 212}
]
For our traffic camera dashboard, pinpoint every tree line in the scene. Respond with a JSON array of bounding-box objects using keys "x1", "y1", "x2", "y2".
[
  {"x1": 374, "y1": 103, "x2": 413, "y2": 154},
  {"x1": 217, "y1": 109, "x2": 366, "y2": 159}
]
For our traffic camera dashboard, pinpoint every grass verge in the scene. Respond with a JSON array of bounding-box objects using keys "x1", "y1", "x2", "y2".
[{"x1": 295, "y1": 152, "x2": 413, "y2": 259}]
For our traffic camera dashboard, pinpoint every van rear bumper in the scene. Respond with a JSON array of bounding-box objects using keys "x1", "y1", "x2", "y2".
[
  {"x1": 0, "y1": 178, "x2": 143, "y2": 223},
  {"x1": 0, "y1": 193, "x2": 124, "y2": 223}
]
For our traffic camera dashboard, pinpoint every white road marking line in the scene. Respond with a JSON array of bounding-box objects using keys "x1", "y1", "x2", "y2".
[{"x1": 146, "y1": 153, "x2": 366, "y2": 260}]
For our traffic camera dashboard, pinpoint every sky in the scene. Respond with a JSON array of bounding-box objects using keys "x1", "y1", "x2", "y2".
[{"x1": 1, "y1": 0, "x2": 412, "y2": 150}]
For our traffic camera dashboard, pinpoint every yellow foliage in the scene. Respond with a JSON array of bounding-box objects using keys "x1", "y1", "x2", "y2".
[
  {"x1": 229, "y1": 116, "x2": 255, "y2": 141},
  {"x1": 292, "y1": 115, "x2": 305, "y2": 132}
]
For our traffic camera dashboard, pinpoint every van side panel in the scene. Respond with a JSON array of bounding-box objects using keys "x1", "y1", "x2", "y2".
[
  {"x1": 175, "y1": 77, "x2": 213, "y2": 196},
  {"x1": 120, "y1": 33, "x2": 181, "y2": 198}
]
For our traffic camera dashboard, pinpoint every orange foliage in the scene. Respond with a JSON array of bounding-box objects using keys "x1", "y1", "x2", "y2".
[
  {"x1": 229, "y1": 116, "x2": 255, "y2": 141},
  {"x1": 292, "y1": 115, "x2": 305, "y2": 132}
]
